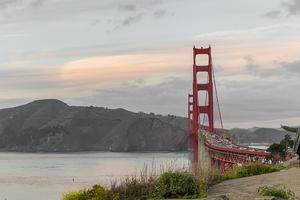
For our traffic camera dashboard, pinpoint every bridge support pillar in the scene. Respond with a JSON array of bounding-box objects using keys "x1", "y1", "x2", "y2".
[{"x1": 198, "y1": 132, "x2": 211, "y2": 172}]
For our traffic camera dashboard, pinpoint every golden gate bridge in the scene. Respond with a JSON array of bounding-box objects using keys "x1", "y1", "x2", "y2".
[{"x1": 187, "y1": 46, "x2": 270, "y2": 173}]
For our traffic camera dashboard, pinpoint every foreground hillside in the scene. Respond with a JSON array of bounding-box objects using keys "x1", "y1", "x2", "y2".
[
  {"x1": 0, "y1": 99, "x2": 293, "y2": 152},
  {"x1": 0, "y1": 99, "x2": 187, "y2": 152}
]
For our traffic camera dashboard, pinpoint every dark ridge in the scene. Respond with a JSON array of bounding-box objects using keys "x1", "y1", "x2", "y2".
[
  {"x1": 0, "y1": 99, "x2": 291, "y2": 152},
  {"x1": 0, "y1": 99, "x2": 187, "y2": 152}
]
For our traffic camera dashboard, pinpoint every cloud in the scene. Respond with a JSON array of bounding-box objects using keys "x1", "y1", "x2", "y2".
[
  {"x1": 30, "y1": 0, "x2": 47, "y2": 7},
  {"x1": 153, "y1": 9, "x2": 167, "y2": 18},
  {"x1": 245, "y1": 55, "x2": 300, "y2": 78},
  {"x1": 195, "y1": 24, "x2": 289, "y2": 39},
  {"x1": 0, "y1": 0, "x2": 21, "y2": 10},
  {"x1": 244, "y1": 55, "x2": 261, "y2": 75},
  {"x1": 57, "y1": 51, "x2": 189, "y2": 89},
  {"x1": 264, "y1": 10, "x2": 281, "y2": 18},
  {"x1": 112, "y1": 0, "x2": 171, "y2": 28},
  {"x1": 219, "y1": 76, "x2": 300, "y2": 123},
  {"x1": 283, "y1": 0, "x2": 300, "y2": 16},
  {"x1": 0, "y1": 0, "x2": 48, "y2": 10},
  {"x1": 264, "y1": 0, "x2": 300, "y2": 18},
  {"x1": 121, "y1": 13, "x2": 144, "y2": 26},
  {"x1": 68, "y1": 76, "x2": 190, "y2": 116},
  {"x1": 215, "y1": 56, "x2": 300, "y2": 127},
  {"x1": 280, "y1": 60, "x2": 300, "y2": 73},
  {"x1": 118, "y1": 4, "x2": 136, "y2": 12}
]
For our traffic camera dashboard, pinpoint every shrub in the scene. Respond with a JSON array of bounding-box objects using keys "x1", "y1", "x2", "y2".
[
  {"x1": 196, "y1": 179, "x2": 208, "y2": 196},
  {"x1": 244, "y1": 163, "x2": 280, "y2": 176},
  {"x1": 156, "y1": 171, "x2": 206, "y2": 198},
  {"x1": 109, "y1": 176, "x2": 157, "y2": 200},
  {"x1": 87, "y1": 185, "x2": 108, "y2": 200},
  {"x1": 207, "y1": 171, "x2": 227, "y2": 185},
  {"x1": 220, "y1": 163, "x2": 280, "y2": 181},
  {"x1": 62, "y1": 189, "x2": 89, "y2": 200},
  {"x1": 258, "y1": 185, "x2": 296, "y2": 200},
  {"x1": 235, "y1": 168, "x2": 248, "y2": 178},
  {"x1": 62, "y1": 185, "x2": 108, "y2": 200}
]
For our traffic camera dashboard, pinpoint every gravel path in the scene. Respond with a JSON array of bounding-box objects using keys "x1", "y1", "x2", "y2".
[{"x1": 208, "y1": 168, "x2": 300, "y2": 197}]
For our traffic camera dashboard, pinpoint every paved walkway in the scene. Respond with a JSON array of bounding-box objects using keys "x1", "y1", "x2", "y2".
[{"x1": 208, "y1": 168, "x2": 300, "y2": 197}]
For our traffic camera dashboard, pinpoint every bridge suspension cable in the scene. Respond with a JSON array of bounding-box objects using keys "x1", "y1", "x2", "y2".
[{"x1": 212, "y1": 62, "x2": 225, "y2": 136}]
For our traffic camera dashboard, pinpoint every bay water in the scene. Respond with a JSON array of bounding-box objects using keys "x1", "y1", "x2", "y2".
[{"x1": 0, "y1": 152, "x2": 191, "y2": 200}]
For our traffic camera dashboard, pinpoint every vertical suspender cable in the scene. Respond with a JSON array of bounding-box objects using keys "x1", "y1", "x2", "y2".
[{"x1": 212, "y1": 64, "x2": 225, "y2": 135}]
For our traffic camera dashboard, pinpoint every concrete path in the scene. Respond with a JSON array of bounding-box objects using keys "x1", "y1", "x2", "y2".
[{"x1": 208, "y1": 168, "x2": 300, "y2": 197}]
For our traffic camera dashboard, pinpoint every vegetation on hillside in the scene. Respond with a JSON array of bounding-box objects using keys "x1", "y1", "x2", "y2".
[
  {"x1": 62, "y1": 171, "x2": 207, "y2": 200},
  {"x1": 62, "y1": 163, "x2": 280, "y2": 200},
  {"x1": 209, "y1": 163, "x2": 280, "y2": 185},
  {"x1": 258, "y1": 185, "x2": 298, "y2": 200}
]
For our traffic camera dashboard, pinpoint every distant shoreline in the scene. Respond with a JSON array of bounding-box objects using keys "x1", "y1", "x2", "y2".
[{"x1": 0, "y1": 150, "x2": 192, "y2": 154}]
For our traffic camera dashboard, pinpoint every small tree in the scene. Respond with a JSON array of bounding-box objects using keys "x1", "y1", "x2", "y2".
[
  {"x1": 267, "y1": 134, "x2": 294, "y2": 162},
  {"x1": 280, "y1": 134, "x2": 294, "y2": 154}
]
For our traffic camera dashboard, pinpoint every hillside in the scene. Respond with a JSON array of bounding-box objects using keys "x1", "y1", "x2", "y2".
[
  {"x1": 0, "y1": 99, "x2": 187, "y2": 152},
  {"x1": 0, "y1": 99, "x2": 293, "y2": 152},
  {"x1": 226, "y1": 127, "x2": 294, "y2": 145}
]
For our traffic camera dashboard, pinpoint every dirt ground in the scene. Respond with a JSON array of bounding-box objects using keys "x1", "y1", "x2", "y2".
[{"x1": 208, "y1": 168, "x2": 300, "y2": 197}]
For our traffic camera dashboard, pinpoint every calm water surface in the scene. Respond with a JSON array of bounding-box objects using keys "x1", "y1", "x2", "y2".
[{"x1": 0, "y1": 152, "x2": 191, "y2": 200}]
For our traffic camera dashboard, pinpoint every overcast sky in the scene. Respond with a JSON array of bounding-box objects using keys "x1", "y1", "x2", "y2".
[{"x1": 0, "y1": 0, "x2": 300, "y2": 128}]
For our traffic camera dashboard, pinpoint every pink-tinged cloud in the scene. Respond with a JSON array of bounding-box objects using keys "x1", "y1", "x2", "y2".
[
  {"x1": 195, "y1": 24, "x2": 300, "y2": 74},
  {"x1": 58, "y1": 52, "x2": 190, "y2": 89}
]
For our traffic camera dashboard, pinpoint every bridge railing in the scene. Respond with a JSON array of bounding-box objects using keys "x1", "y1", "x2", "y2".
[
  {"x1": 199, "y1": 128, "x2": 270, "y2": 155},
  {"x1": 205, "y1": 141, "x2": 270, "y2": 156}
]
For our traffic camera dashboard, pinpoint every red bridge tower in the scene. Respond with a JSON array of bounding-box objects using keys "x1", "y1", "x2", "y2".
[
  {"x1": 189, "y1": 46, "x2": 214, "y2": 163},
  {"x1": 188, "y1": 46, "x2": 271, "y2": 171}
]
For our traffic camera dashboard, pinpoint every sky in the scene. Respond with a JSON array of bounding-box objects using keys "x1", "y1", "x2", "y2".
[{"x1": 0, "y1": 0, "x2": 300, "y2": 128}]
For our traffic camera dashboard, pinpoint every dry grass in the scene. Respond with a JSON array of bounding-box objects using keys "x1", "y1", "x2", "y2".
[{"x1": 107, "y1": 160, "x2": 199, "y2": 199}]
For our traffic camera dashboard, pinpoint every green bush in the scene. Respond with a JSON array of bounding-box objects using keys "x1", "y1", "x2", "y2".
[
  {"x1": 196, "y1": 179, "x2": 208, "y2": 196},
  {"x1": 62, "y1": 189, "x2": 89, "y2": 200},
  {"x1": 235, "y1": 168, "x2": 249, "y2": 178},
  {"x1": 156, "y1": 171, "x2": 207, "y2": 198},
  {"x1": 207, "y1": 171, "x2": 227, "y2": 185},
  {"x1": 223, "y1": 163, "x2": 280, "y2": 180},
  {"x1": 62, "y1": 185, "x2": 108, "y2": 200},
  {"x1": 245, "y1": 163, "x2": 279, "y2": 176},
  {"x1": 258, "y1": 185, "x2": 296, "y2": 200}
]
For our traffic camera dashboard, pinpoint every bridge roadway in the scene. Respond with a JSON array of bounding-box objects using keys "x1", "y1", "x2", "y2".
[
  {"x1": 203, "y1": 131, "x2": 268, "y2": 153},
  {"x1": 199, "y1": 130, "x2": 271, "y2": 172}
]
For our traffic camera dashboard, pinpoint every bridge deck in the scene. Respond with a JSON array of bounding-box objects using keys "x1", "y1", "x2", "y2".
[{"x1": 203, "y1": 131, "x2": 270, "y2": 156}]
